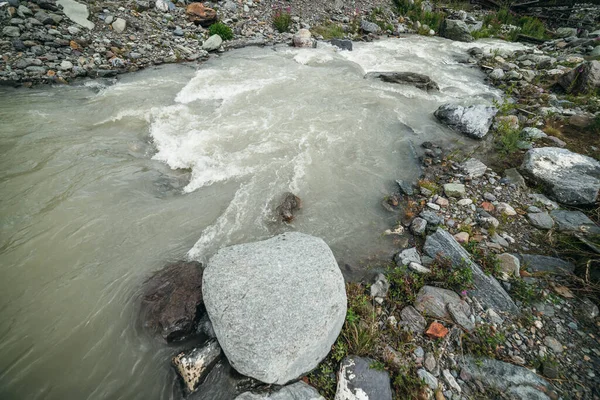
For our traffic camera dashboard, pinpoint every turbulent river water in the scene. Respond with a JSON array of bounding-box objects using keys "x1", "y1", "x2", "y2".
[{"x1": 0, "y1": 36, "x2": 525, "y2": 399}]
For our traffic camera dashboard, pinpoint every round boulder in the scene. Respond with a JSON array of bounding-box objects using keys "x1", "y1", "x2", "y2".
[{"x1": 203, "y1": 232, "x2": 346, "y2": 385}]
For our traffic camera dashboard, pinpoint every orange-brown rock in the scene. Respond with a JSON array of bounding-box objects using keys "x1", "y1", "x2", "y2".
[
  {"x1": 186, "y1": 3, "x2": 217, "y2": 27},
  {"x1": 425, "y1": 321, "x2": 448, "y2": 339}
]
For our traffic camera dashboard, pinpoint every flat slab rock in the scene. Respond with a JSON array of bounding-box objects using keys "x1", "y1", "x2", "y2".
[
  {"x1": 512, "y1": 254, "x2": 575, "y2": 275},
  {"x1": 140, "y1": 261, "x2": 204, "y2": 342},
  {"x1": 550, "y1": 210, "x2": 600, "y2": 234},
  {"x1": 203, "y1": 232, "x2": 346, "y2": 385},
  {"x1": 521, "y1": 147, "x2": 600, "y2": 206},
  {"x1": 460, "y1": 356, "x2": 555, "y2": 400},
  {"x1": 423, "y1": 229, "x2": 517, "y2": 313},
  {"x1": 414, "y1": 285, "x2": 463, "y2": 319},
  {"x1": 236, "y1": 382, "x2": 324, "y2": 400},
  {"x1": 434, "y1": 103, "x2": 497, "y2": 139},
  {"x1": 365, "y1": 71, "x2": 439, "y2": 91},
  {"x1": 335, "y1": 356, "x2": 393, "y2": 400}
]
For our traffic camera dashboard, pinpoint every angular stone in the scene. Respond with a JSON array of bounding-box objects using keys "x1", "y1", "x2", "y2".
[
  {"x1": 544, "y1": 336, "x2": 563, "y2": 354},
  {"x1": 448, "y1": 302, "x2": 475, "y2": 332},
  {"x1": 513, "y1": 254, "x2": 574, "y2": 275},
  {"x1": 496, "y1": 253, "x2": 520, "y2": 281},
  {"x1": 112, "y1": 18, "x2": 126, "y2": 33},
  {"x1": 236, "y1": 382, "x2": 325, "y2": 400},
  {"x1": 558, "y1": 60, "x2": 600, "y2": 95},
  {"x1": 425, "y1": 321, "x2": 449, "y2": 338},
  {"x1": 434, "y1": 104, "x2": 497, "y2": 139},
  {"x1": 360, "y1": 20, "x2": 380, "y2": 34},
  {"x1": 417, "y1": 369, "x2": 439, "y2": 390},
  {"x1": 203, "y1": 232, "x2": 346, "y2": 385},
  {"x1": 172, "y1": 340, "x2": 222, "y2": 393},
  {"x1": 395, "y1": 247, "x2": 421, "y2": 266},
  {"x1": 443, "y1": 183, "x2": 466, "y2": 198},
  {"x1": 293, "y1": 28, "x2": 315, "y2": 48},
  {"x1": 461, "y1": 158, "x2": 487, "y2": 178},
  {"x1": 439, "y1": 19, "x2": 474, "y2": 42},
  {"x1": 330, "y1": 38, "x2": 352, "y2": 51},
  {"x1": 396, "y1": 179, "x2": 414, "y2": 195},
  {"x1": 423, "y1": 229, "x2": 518, "y2": 312},
  {"x1": 140, "y1": 261, "x2": 204, "y2": 342},
  {"x1": 335, "y1": 356, "x2": 392, "y2": 400},
  {"x1": 550, "y1": 210, "x2": 600, "y2": 234},
  {"x1": 370, "y1": 273, "x2": 389, "y2": 299},
  {"x1": 202, "y1": 34, "x2": 222, "y2": 51},
  {"x1": 399, "y1": 305, "x2": 427, "y2": 333},
  {"x1": 186, "y1": 2, "x2": 217, "y2": 26},
  {"x1": 414, "y1": 285, "x2": 462, "y2": 319},
  {"x1": 521, "y1": 147, "x2": 600, "y2": 205},
  {"x1": 411, "y1": 217, "x2": 427, "y2": 236},
  {"x1": 366, "y1": 71, "x2": 439, "y2": 91},
  {"x1": 522, "y1": 127, "x2": 547, "y2": 140},
  {"x1": 527, "y1": 212, "x2": 554, "y2": 230},
  {"x1": 419, "y1": 210, "x2": 444, "y2": 226},
  {"x1": 496, "y1": 202, "x2": 516, "y2": 216},
  {"x1": 504, "y1": 168, "x2": 526, "y2": 189}
]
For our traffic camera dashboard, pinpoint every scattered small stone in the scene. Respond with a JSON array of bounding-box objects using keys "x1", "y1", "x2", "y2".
[{"x1": 425, "y1": 321, "x2": 449, "y2": 339}]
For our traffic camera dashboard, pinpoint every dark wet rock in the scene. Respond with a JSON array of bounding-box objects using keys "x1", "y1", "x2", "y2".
[
  {"x1": 172, "y1": 340, "x2": 222, "y2": 393},
  {"x1": 414, "y1": 285, "x2": 463, "y2": 319},
  {"x1": 424, "y1": 229, "x2": 518, "y2": 312},
  {"x1": 411, "y1": 217, "x2": 427, "y2": 236},
  {"x1": 366, "y1": 71, "x2": 439, "y2": 91},
  {"x1": 419, "y1": 210, "x2": 444, "y2": 226},
  {"x1": 330, "y1": 38, "x2": 352, "y2": 51},
  {"x1": 558, "y1": 60, "x2": 600, "y2": 95},
  {"x1": 434, "y1": 104, "x2": 497, "y2": 139},
  {"x1": 34, "y1": 10, "x2": 54, "y2": 25},
  {"x1": 550, "y1": 210, "x2": 600, "y2": 234},
  {"x1": 396, "y1": 179, "x2": 414, "y2": 196},
  {"x1": 512, "y1": 254, "x2": 575, "y2": 275},
  {"x1": 335, "y1": 356, "x2": 393, "y2": 400},
  {"x1": 399, "y1": 305, "x2": 427, "y2": 332},
  {"x1": 203, "y1": 232, "x2": 346, "y2": 385},
  {"x1": 521, "y1": 147, "x2": 600, "y2": 206},
  {"x1": 275, "y1": 192, "x2": 302, "y2": 223},
  {"x1": 140, "y1": 261, "x2": 204, "y2": 342},
  {"x1": 439, "y1": 19, "x2": 474, "y2": 42},
  {"x1": 236, "y1": 382, "x2": 324, "y2": 399},
  {"x1": 460, "y1": 357, "x2": 555, "y2": 400}
]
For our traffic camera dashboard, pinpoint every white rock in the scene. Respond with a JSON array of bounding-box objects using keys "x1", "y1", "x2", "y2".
[{"x1": 112, "y1": 18, "x2": 126, "y2": 33}]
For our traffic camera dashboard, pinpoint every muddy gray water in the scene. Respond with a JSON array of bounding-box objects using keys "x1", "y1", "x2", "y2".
[{"x1": 0, "y1": 37, "x2": 524, "y2": 399}]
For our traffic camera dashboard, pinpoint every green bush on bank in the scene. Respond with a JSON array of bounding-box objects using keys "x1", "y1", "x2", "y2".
[{"x1": 208, "y1": 22, "x2": 233, "y2": 40}]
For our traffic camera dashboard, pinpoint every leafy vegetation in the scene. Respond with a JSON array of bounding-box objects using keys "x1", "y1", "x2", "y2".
[
  {"x1": 463, "y1": 241, "x2": 501, "y2": 277},
  {"x1": 272, "y1": 7, "x2": 292, "y2": 33},
  {"x1": 462, "y1": 324, "x2": 506, "y2": 358},
  {"x1": 473, "y1": 8, "x2": 547, "y2": 41},
  {"x1": 208, "y1": 22, "x2": 233, "y2": 40},
  {"x1": 496, "y1": 119, "x2": 522, "y2": 156},
  {"x1": 392, "y1": 0, "x2": 446, "y2": 32},
  {"x1": 312, "y1": 22, "x2": 345, "y2": 39}
]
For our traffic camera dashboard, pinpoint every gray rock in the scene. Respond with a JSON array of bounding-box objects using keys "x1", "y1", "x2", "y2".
[
  {"x1": 439, "y1": 19, "x2": 474, "y2": 42},
  {"x1": 521, "y1": 147, "x2": 600, "y2": 205},
  {"x1": 366, "y1": 71, "x2": 439, "y2": 91},
  {"x1": 443, "y1": 183, "x2": 466, "y2": 198},
  {"x1": 335, "y1": 356, "x2": 392, "y2": 400},
  {"x1": 173, "y1": 26, "x2": 184, "y2": 36},
  {"x1": 395, "y1": 247, "x2": 421, "y2": 266},
  {"x1": 330, "y1": 38, "x2": 352, "y2": 51},
  {"x1": 370, "y1": 273, "x2": 389, "y2": 299},
  {"x1": 527, "y1": 212, "x2": 554, "y2": 230},
  {"x1": 140, "y1": 261, "x2": 204, "y2": 342},
  {"x1": 434, "y1": 104, "x2": 497, "y2": 139},
  {"x1": 399, "y1": 305, "x2": 427, "y2": 332},
  {"x1": 558, "y1": 60, "x2": 600, "y2": 95},
  {"x1": 236, "y1": 382, "x2": 325, "y2": 400},
  {"x1": 504, "y1": 168, "x2": 526, "y2": 189},
  {"x1": 556, "y1": 27, "x2": 578, "y2": 38},
  {"x1": 396, "y1": 179, "x2": 414, "y2": 195},
  {"x1": 414, "y1": 285, "x2": 462, "y2": 319},
  {"x1": 550, "y1": 210, "x2": 600, "y2": 234},
  {"x1": 34, "y1": 11, "x2": 54, "y2": 25},
  {"x1": 489, "y1": 68, "x2": 505, "y2": 80},
  {"x1": 522, "y1": 127, "x2": 547, "y2": 140},
  {"x1": 410, "y1": 217, "x2": 427, "y2": 236},
  {"x1": 579, "y1": 297, "x2": 599, "y2": 320},
  {"x1": 460, "y1": 357, "x2": 553, "y2": 400},
  {"x1": 513, "y1": 254, "x2": 575, "y2": 275},
  {"x1": 419, "y1": 210, "x2": 444, "y2": 226},
  {"x1": 172, "y1": 340, "x2": 222, "y2": 393},
  {"x1": 461, "y1": 158, "x2": 487, "y2": 178},
  {"x1": 203, "y1": 232, "x2": 346, "y2": 385},
  {"x1": 417, "y1": 369, "x2": 438, "y2": 390},
  {"x1": 293, "y1": 29, "x2": 315, "y2": 48},
  {"x1": 423, "y1": 229, "x2": 517, "y2": 312},
  {"x1": 496, "y1": 253, "x2": 520, "y2": 281},
  {"x1": 3, "y1": 26, "x2": 20, "y2": 37},
  {"x1": 360, "y1": 20, "x2": 380, "y2": 34},
  {"x1": 17, "y1": 5, "x2": 33, "y2": 17},
  {"x1": 112, "y1": 18, "x2": 127, "y2": 33},
  {"x1": 543, "y1": 336, "x2": 563, "y2": 353},
  {"x1": 448, "y1": 302, "x2": 474, "y2": 331},
  {"x1": 155, "y1": 0, "x2": 175, "y2": 12},
  {"x1": 203, "y1": 34, "x2": 223, "y2": 51}
]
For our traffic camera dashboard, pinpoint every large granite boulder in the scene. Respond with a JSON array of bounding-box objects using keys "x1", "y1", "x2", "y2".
[
  {"x1": 521, "y1": 147, "x2": 600, "y2": 205},
  {"x1": 203, "y1": 232, "x2": 346, "y2": 385},
  {"x1": 558, "y1": 60, "x2": 600, "y2": 95},
  {"x1": 140, "y1": 261, "x2": 204, "y2": 342},
  {"x1": 236, "y1": 382, "x2": 325, "y2": 400},
  {"x1": 365, "y1": 71, "x2": 439, "y2": 91},
  {"x1": 423, "y1": 229, "x2": 517, "y2": 313},
  {"x1": 335, "y1": 356, "x2": 393, "y2": 400},
  {"x1": 439, "y1": 19, "x2": 474, "y2": 42},
  {"x1": 434, "y1": 104, "x2": 497, "y2": 139}
]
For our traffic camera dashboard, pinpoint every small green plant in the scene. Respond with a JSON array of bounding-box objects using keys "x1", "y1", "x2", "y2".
[
  {"x1": 495, "y1": 120, "x2": 522, "y2": 156},
  {"x1": 208, "y1": 22, "x2": 233, "y2": 40},
  {"x1": 272, "y1": 7, "x2": 292, "y2": 33},
  {"x1": 307, "y1": 362, "x2": 337, "y2": 398},
  {"x1": 393, "y1": 365, "x2": 427, "y2": 399},
  {"x1": 370, "y1": 360, "x2": 386, "y2": 371},
  {"x1": 462, "y1": 242, "x2": 501, "y2": 277},
  {"x1": 463, "y1": 324, "x2": 506, "y2": 358},
  {"x1": 312, "y1": 22, "x2": 345, "y2": 39},
  {"x1": 342, "y1": 321, "x2": 378, "y2": 356},
  {"x1": 510, "y1": 278, "x2": 540, "y2": 304}
]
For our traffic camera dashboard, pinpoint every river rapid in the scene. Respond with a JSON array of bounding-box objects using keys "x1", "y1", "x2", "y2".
[{"x1": 0, "y1": 36, "x2": 525, "y2": 399}]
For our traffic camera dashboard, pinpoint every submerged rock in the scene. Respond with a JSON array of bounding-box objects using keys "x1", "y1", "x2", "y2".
[
  {"x1": 140, "y1": 261, "x2": 204, "y2": 342},
  {"x1": 521, "y1": 147, "x2": 600, "y2": 205},
  {"x1": 335, "y1": 356, "x2": 393, "y2": 400},
  {"x1": 276, "y1": 192, "x2": 302, "y2": 223},
  {"x1": 330, "y1": 38, "x2": 352, "y2": 51},
  {"x1": 236, "y1": 382, "x2": 324, "y2": 399},
  {"x1": 366, "y1": 71, "x2": 439, "y2": 91},
  {"x1": 203, "y1": 232, "x2": 346, "y2": 385},
  {"x1": 558, "y1": 60, "x2": 600, "y2": 95},
  {"x1": 423, "y1": 229, "x2": 517, "y2": 312},
  {"x1": 439, "y1": 19, "x2": 474, "y2": 42},
  {"x1": 172, "y1": 340, "x2": 222, "y2": 393},
  {"x1": 434, "y1": 104, "x2": 497, "y2": 139}
]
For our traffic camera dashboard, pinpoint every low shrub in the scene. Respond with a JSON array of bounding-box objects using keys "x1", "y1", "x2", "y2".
[
  {"x1": 208, "y1": 22, "x2": 233, "y2": 40},
  {"x1": 272, "y1": 7, "x2": 292, "y2": 33}
]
